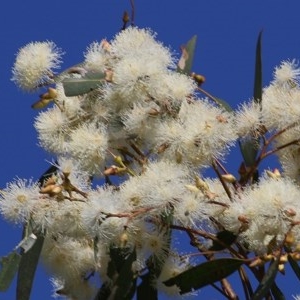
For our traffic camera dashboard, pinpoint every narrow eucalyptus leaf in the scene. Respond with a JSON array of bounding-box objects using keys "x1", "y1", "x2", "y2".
[
  {"x1": 239, "y1": 139, "x2": 259, "y2": 167},
  {"x1": 113, "y1": 250, "x2": 137, "y2": 300},
  {"x1": 95, "y1": 247, "x2": 134, "y2": 300},
  {"x1": 239, "y1": 31, "x2": 263, "y2": 168},
  {"x1": 0, "y1": 251, "x2": 21, "y2": 291},
  {"x1": 288, "y1": 254, "x2": 300, "y2": 282},
  {"x1": 15, "y1": 165, "x2": 58, "y2": 299},
  {"x1": 252, "y1": 259, "x2": 279, "y2": 300},
  {"x1": 62, "y1": 71, "x2": 106, "y2": 96},
  {"x1": 164, "y1": 258, "x2": 244, "y2": 294},
  {"x1": 16, "y1": 233, "x2": 44, "y2": 300},
  {"x1": 137, "y1": 273, "x2": 158, "y2": 300},
  {"x1": 253, "y1": 30, "x2": 263, "y2": 104},
  {"x1": 177, "y1": 35, "x2": 197, "y2": 75},
  {"x1": 209, "y1": 230, "x2": 237, "y2": 251},
  {"x1": 271, "y1": 282, "x2": 285, "y2": 300}
]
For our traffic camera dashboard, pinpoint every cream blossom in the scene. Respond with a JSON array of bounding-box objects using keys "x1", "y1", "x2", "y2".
[{"x1": 12, "y1": 41, "x2": 63, "y2": 91}]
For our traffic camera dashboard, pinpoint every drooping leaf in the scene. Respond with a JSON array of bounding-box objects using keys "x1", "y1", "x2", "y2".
[
  {"x1": 271, "y1": 282, "x2": 285, "y2": 300},
  {"x1": 137, "y1": 210, "x2": 173, "y2": 300},
  {"x1": 95, "y1": 247, "x2": 136, "y2": 300},
  {"x1": 0, "y1": 251, "x2": 21, "y2": 291},
  {"x1": 137, "y1": 273, "x2": 158, "y2": 300},
  {"x1": 253, "y1": 30, "x2": 263, "y2": 104},
  {"x1": 16, "y1": 231, "x2": 44, "y2": 300},
  {"x1": 209, "y1": 230, "x2": 237, "y2": 251},
  {"x1": 252, "y1": 258, "x2": 279, "y2": 300},
  {"x1": 177, "y1": 35, "x2": 197, "y2": 75},
  {"x1": 62, "y1": 71, "x2": 106, "y2": 97},
  {"x1": 288, "y1": 254, "x2": 300, "y2": 282},
  {"x1": 163, "y1": 258, "x2": 244, "y2": 294},
  {"x1": 113, "y1": 250, "x2": 137, "y2": 300},
  {"x1": 239, "y1": 31, "x2": 263, "y2": 168},
  {"x1": 16, "y1": 165, "x2": 56, "y2": 300}
]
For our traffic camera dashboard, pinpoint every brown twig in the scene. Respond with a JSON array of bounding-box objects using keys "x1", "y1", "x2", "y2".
[{"x1": 212, "y1": 160, "x2": 232, "y2": 201}]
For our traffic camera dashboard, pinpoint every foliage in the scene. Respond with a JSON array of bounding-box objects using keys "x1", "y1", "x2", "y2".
[{"x1": 2, "y1": 7, "x2": 300, "y2": 300}]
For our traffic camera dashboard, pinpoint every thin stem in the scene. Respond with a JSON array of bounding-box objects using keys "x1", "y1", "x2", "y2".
[
  {"x1": 211, "y1": 282, "x2": 234, "y2": 300},
  {"x1": 261, "y1": 137, "x2": 300, "y2": 159},
  {"x1": 212, "y1": 160, "x2": 232, "y2": 201},
  {"x1": 221, "y1": 278, "x2": 238, "y2": 300},
  {"x1": 238, "y1": 267, "x2": 252, "y2": 300},
  {"x1": 130, "y1": 0, "x2": 135, "y2": 25},
  {"x1": 197, "y1": 86, "x2": 219, "y2": 103},
  {"x1": 170, "y1": 224, "x2": 247, "y2": 260}
]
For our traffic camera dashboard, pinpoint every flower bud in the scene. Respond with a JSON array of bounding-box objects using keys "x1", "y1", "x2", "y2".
[
  {"x1": 221, "y1": 174, "x2": 236, "y2": 183},
  {"x1": 195, "y1": 176, "x2": 209, "y2": 192}
]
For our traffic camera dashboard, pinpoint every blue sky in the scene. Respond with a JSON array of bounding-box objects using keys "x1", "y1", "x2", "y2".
[{"x1": 1, "y1": 1, "x2": 300, "y2": 299}]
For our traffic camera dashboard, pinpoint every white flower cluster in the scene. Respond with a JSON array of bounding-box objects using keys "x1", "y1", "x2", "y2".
[
  {"x1": 235, "y1": 59, "x2": 300, "y2": 181},
  {"x1": 4, "y1": 27, "x2": 300, "y2": 298}
]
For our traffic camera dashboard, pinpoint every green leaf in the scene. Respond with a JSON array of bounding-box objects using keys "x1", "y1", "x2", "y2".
[
  {"x1": 209, "y1": 230, "x2": 237, "y2": 251},
  {"x1": 239, "y1": 139, "x2": 259, "y2": 167},
  {"x1": 113, "y1": 250, "x2": 137, "y2": 300},
  {"x1": 177, "y1": 35, "x2": 197, "y2": 75},
  {"x1": 16, "y1": 231, "x2": 44, "y2": 300},
  {"x1": 95, "y1": 247, "x2": 137, "y2": 300},
  {"x1": 0, "y1": 251, "x2": 21, "y2": 291},
  {"x1": 239, "y1": 31, "x2": 263, "y2": 168},
  {"x1": 253, "y1": 30, "x2": 263, "y2": 104},
  {"x1": 137, "y1": 273, "x2": 158, "y2": 300},
  {"x1": 15, "y1": 165, "x2": 57, "y2": 299},
  {"x1": 137, "y1": 211, "x2": 173, "y2": 300},
  {"x1": 271, "y1": 282, "x2": 285, "y2": 300},
  {"x1": 252, "y1": 258, "x2": 279, "y2": 300},
  {"x1": 288, "y1": 254, "x2": 300, "y2": 281},
  {"x1": 163, "y1": 258, "x2": 244, "y2": 294},
  {"x1": 62, "y1": 71, "x2": 106, "y2": 97}
]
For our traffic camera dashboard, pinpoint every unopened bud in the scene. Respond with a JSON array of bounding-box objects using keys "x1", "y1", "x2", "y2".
[
  {"x1": 290, "y1": 252, "x2": 300, "y2": 261},
  {"x1": 279, "y1": 254, "x2": 288, "y2": 264},
  {"x1": 238, "y1": 215, "x2": 249, "y2": 224},
  {"x1": 157, "y1": 143, "x2": 169, "y2": 153},
  {"x1": 266, "y1": 169, "x2": 281, "y2": 179},
  {"x1": 249, "y1": 257, "x2": 264, "y2": 267},
  {"x1": 105, "y1": 69, "x2": 114, "y2": 82},
  {"x1": 148, "y1": 108, "x2": 160, "y2": 116},
  {"x1": 122, "y1": 11, "x2": 130, "y2": 23},
  {"x1": 40, "y1": 184, "x2": 62, "y2": 197},
  {"x1": 284, "y1": 208, "x2": 297, "y2": 217},
  {"x1": 185, "y1": 184, "x2": 200, "y2": 193},
  {"x1": 262, "y1": 254, "x2": 274, "y2": 261},
  {"x1": 103, "y1": 166, "x2": 119, "y2": 176},
  {"x1": 175, "y1": 151, "x2": 182, "y2": 163},
  {"x1": 40, "y1": 184, "x2": 56, "y2": 194},
  {"x1": 295, "y1": 243, "x2": 300, "y2": 252},
  {"x1": 44, "y1": 176, "x2": 57, "y2": 187},
  {"x1": 195, "y1": 176, "x2": 209, "y2": 192},
  {"x1": 278, "y1": 263, "x2": 285, "y2": 274},
  {"x1": 31, "y1": 98, "x2": 53, "y2": 109},
  {"x1": 101, "y1": 39, "x2": 111, "y2": 52},
  {"x1": 221, "y1": 174, "x2": 236, "y2": 183},
  {"x1": 47, "y1": 87, "x2": 58, "y2": 99},
  {"x1": 120, "y1": 231, "x2": 128, "y2": 248},
  {"x1": 191, "y1": 72, "x2": 206, "y2": 85},
  {"x1": 216, "y1": 115, "x2": 228, "y2": 123}
]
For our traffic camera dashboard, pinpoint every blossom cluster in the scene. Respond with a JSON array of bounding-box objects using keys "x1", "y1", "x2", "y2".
[{"x1": 3, "y1": 27, "x2": 300, "y2": 298}]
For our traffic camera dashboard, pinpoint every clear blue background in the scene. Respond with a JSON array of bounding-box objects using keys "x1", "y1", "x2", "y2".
[{"x1": 1, "y1": 1, "x2": 300, "y2": 299}]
